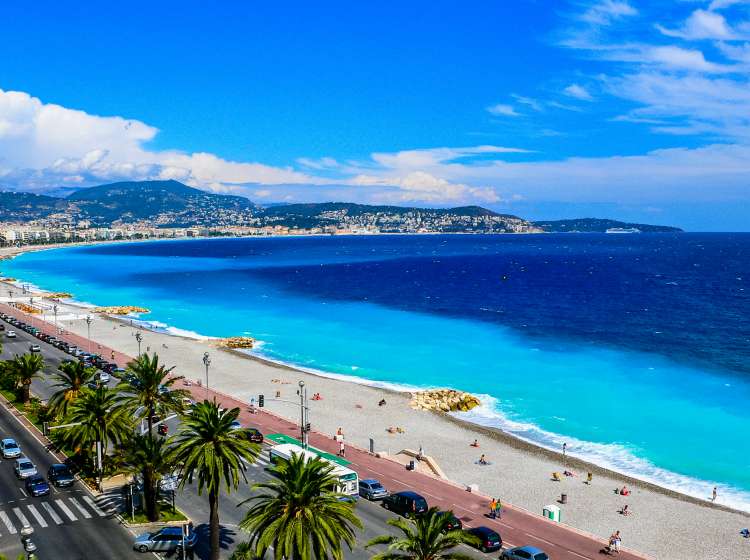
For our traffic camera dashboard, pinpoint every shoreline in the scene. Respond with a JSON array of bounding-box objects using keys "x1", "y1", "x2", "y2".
[{"x1": 3, "y1": 241, "x2": 750, "y2": 559}]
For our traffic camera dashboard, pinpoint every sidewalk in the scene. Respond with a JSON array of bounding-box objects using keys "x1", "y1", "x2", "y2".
[{"x1": 0, "y1": 303, "x2": 647, "y2": 560}]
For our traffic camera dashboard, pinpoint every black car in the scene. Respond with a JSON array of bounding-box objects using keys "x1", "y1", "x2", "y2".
[
  {"x1": 465, "y1": 527, "x2": 502, "y2": 552},
  {"x1": 437, "y1": 510, "x2": 462, "y2": 531},
  {"x1": 382, "y1": 491, "x2": 428, "y2": 517},
  {"x1": 47, "y1": 463, "x2": 75, "y2": 487},
  {"x1": 244, "y1": 427, "x2": 264, "y2": 443},
  {"x1": 25, "y1": 475, "x2": 51, "y2": 497}
]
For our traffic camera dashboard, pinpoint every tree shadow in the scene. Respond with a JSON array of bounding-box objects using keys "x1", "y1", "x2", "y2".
[{"x1": 181, "y1": 523, "x2": 237, "y2": 560}]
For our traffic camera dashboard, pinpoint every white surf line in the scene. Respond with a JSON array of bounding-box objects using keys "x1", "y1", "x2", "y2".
[
  {"x1": 82, "y1": 496, "x2": 106, "y2": 516},
  {"x1": 55, "y1": 499, "x2": 77, "y2": 521},
  {"x1": 0, "y1": 511, "x2": 16, "y2": 534},
  {"x1": 25, "y1": 504, "x2": 47, "y2": 528},
  {"x1": 42, "y1": 502, "x2": 63, "y2": 525},
  {"x1": 12, "y1": 507, "x2": 30, "y2": 527},
  {"x1": 68, "y1": 497, "x2": 92, "y2": 519}
]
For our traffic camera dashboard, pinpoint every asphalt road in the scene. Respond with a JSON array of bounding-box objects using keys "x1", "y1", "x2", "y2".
[
  {"x1": 1, "y1": 321, "x2": 501, "y2": 560},
  {"x1": 0, "y1": 329, "x2": 140, "y2": 559}
]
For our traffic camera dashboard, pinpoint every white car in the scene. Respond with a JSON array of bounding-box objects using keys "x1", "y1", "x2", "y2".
[
  {"x1": 29, "y1": 344, "x2": 41, "y2": 352},
  {"x1": 99, "y1": 371, "x2": 110, "y2": 384},
  {"x1": 0, "y1": 438, "x2": 21, "y2": 459},
  {"x1": 14, "y1": 457, "x2": 37, "y2": 479},
  {"x1": 6, "y1": 331, "x2": 16, "y2": 338}
]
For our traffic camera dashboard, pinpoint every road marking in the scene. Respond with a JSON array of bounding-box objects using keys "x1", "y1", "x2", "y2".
[
  {"x1": 55, "y1": 499, "x2": 77, "y2": 521},
  {"x1": 25, "y1": 504, "x2": 47, "y2": 528},
  {"x1": 42, "y1": 502, "x2": 63, "y2": 524},
  {"x1": 567, "y1": 551, "x2": 591, "y2": 560},
  {"x1": 83, "y1": 496, "x2": 105, "y2": 516},
  {"x1": 18, "y1": 487, "x2": 27, "y2": 497},
  {"x1": 68, "y1": 497, "x2": 91, "y2": 519},
  {"x1": 0, "y1": 511, "x2": 16, "y2": 534},
  {"x1": 526, "y1": 533, "x2": 555, "y2": 546},
  {"x1": 12, "y1": 507, "x2": 30, "y2": 527}
]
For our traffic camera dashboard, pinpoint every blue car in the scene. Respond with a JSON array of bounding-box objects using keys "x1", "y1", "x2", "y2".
[
  {"x1": 501, "y1": 545, "x2": 549, "y2": 560},
  {"x1": 25, "y1": 475, "x2": 50, "y2": 497},
  {"x1": 359, "y1": 479, "x2": 389, "y2": 500}
]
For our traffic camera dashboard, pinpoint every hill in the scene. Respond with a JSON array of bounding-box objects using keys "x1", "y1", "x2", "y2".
[
  {"x1": 0, "y1": 191, "x2": 70, "y2": 221},
  {"x1": 533, "y1": 218, "x2": 683, "y2": 233}
]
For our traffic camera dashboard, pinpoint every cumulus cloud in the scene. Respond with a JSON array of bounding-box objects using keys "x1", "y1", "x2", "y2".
[
  {"x1": 0, "y1": 89, "x2": 320, "y2": 193},
  {"x1": 563, "y1": 84, "x2": 594, "y2": 100},
  {"x1": 486, "y1": 103, "x2": 520, "y2": 117},
  {"x1": 657, "y1": 9, "x2": 739, "y2": 41}
]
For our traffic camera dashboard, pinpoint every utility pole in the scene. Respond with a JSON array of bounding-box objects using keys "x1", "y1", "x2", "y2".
[
  {"x1": 298, "y1": 380, "x2": 309, "y2": 449},
  {"x1": 203, "y1": 352, "x2": 210, "y2": 398},
  {"x1": 85, "y1": 315, "x2": 93, "y2": 353}
]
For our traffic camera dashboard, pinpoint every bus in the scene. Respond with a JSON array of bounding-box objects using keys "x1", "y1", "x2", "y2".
[{"x1": 269, "y1": 443, "x2": 359, "y2": 500}]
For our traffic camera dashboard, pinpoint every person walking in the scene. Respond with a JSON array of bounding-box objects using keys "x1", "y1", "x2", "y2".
[
  {"x1": 494, "y1": 498, "x2": 502, "y2": 519},
  {"x1": 712, "y1": 486, "x2": 717, "y2": 502},
  {"x1": 488, "y1": 498, "x2": 497, "y2": 518},
  {"x1": 339, "y1": 439, "x2": 346, "y2": 457}
]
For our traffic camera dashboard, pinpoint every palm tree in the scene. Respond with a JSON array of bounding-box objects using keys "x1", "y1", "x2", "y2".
[
  {"x1": 229, "y1": 542, "x2": 255, "y2": 560},
  {"x1": 48, "y1": 360, "x2": 97, "y2": 418},
  {"x1": 239, "y1": 453, "x2": 362, "y2": 560},
  {"x1": 12, "y1": 352, "x2": 44, "y2": 403},
  {"x1": 61, "y1": 386, "x2": 133, "y2": 482},
  {"x1": 118, "y1": 353, "x2": 189, "y2": 434},
  {"x1": 171, "y1": 400, "x2": 260, "y2": 560},
  {"x1": 366, "y1": 508, "x2": 479, "y2": 560},
  {"x1": 121, "y1": 433, "x2": 176, "y2": 522}
]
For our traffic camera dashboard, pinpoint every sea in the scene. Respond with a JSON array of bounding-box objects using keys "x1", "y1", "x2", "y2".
[{"x1": 3, "y1": 233, "x2": 750, "y2": 510}]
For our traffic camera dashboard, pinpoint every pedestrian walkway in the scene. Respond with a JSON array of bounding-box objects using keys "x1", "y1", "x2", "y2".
[{"x1": 0, "y1": 494, "x2": 105, "y2": 537}]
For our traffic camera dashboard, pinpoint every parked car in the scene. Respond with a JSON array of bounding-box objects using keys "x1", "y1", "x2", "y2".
[
  {"x1": 381, "y1": 491, "x2": 428, "y2": 517},
  {"x1": 14, "y1": 457, "x2": 38, "y2": 479},
  {"x1": 133, "y1": 526, "x2": 198, "y2": 553},
  {"x1": 244, "y1": 427, "x2": 263, "y2": 443},
  {"x1": 501, "y1": 546, "x2": 550, "y2": 560},
  {"x1": 6, "y1": 331, "x2": 16, "y2": 338},
  {"x1": 29, "y1": 344, "x2": 41, "y2": 352},
  {"x1": 0, "y1": 324, "x2": 4, "y2": 331},
  {"x1": 465, "y1": 526, "x2": 503, "y2": 552},
  {"x1": 99, "y1": 371, "x2": 111, "y2": 384},
  {"x1": 436, "y1": 510, "x2": 463, "y2": 531},
  {"x1": 1, "y1": 438, "x2": 21, "y2": 458},
  {"x1": 48, "y1": 463, "x2": 75, "y2": 487},
  {"x1": 359, "y1": 479, "x2": 389, "y2": 500},
  {"x1": 25, "y1": 475, "x2": 51, "y2": 497},
  {"x1": 229, "y1": 421, "x2": 243, "y2": 431}
]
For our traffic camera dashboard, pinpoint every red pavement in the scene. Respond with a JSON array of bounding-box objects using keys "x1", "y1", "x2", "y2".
[{"x1": 1, "y1": 303, "x2": 648, "y2": 560}]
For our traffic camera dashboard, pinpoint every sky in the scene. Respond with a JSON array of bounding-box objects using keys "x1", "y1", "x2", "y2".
[{"x1": 1, "y1": 1, "x2": 749, "y2": 230}]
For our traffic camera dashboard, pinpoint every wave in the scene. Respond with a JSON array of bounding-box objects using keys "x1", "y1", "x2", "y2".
[
  {"x1": 125, "y1": 318, "x2": 213, "y2": 341},
  {"x1": 453, "y1": 396, "x2": 750, "y2": 512}
]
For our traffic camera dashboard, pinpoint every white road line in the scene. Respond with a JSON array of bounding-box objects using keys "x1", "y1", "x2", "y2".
[
  {"x1": 12, "y1": 507, "x2": 30, "y2": 527},
  {"x1": 83, "y1": 496, "x2": 105, "y2": 516},
  {"x1": 567, "y1": 551, "x2": 591, "y2": 560},
  {"x1": 42, "y1": 502, "x2": 63, "y2": 524},
  {"x1": 18, "y1": 487, "x2": 27, "y2": 497},
  {"x1": 0, "y1": 511, "x2": 16, "y2": 534},
  {"x1": 68, "y1": 497, "x2": 91, "y2": 519},
  {"x1": 55, "y1": 499, "x2": 77, "y2": 521},
  {"x1": 25, "y1": 504, "x2": 47, "y2": 528},
  {"x1": 526, "y1": 533, "x2": 555, "y2": 547}
]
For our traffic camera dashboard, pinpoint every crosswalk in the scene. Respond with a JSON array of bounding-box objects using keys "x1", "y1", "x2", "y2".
[{"x1": 0, "y1": 494, "x2": 105, "y2": 537}]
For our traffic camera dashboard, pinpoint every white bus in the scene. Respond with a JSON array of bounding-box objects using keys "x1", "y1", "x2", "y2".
[{"x1": 269, "y1": 443, "x2": 359, "y2": 500}]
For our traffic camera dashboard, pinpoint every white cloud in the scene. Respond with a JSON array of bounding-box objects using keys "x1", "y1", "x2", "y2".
[
  {"x1": 0, "y1": 89, "x2": 320, "y2": 193},
  {"x1": 580, "y1": 0, "x2": 638, "y2": 26},
  {"x1": 486, "y1": 103, "x2": 520, "y2": 117},
  {"x1": 563, "y1": 84, "x2": 594, "y2": 100},
  {"x1": 657, "y1": 9, "x2": 739, "y2": 40},
  {"x1": 352, "y1": 171, "x2": 501, "y2": 203}
]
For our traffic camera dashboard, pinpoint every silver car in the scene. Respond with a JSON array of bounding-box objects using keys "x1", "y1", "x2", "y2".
[
  {"x1": 133, "y1": 526, "x2": 197, "y2": 553},
  {"x1": 14, "y1": 457, "x2": 37, "y2": 479},
  {"x1": 1, "y1": 438, "x2": 21, "y2": 459}
]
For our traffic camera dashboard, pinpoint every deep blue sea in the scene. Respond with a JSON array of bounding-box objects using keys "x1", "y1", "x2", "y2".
[{"x1": 4, "y1": 234, "x2": 750, "y2": 509}]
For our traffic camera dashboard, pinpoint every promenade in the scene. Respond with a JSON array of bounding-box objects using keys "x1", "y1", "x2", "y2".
[{"x1": 0, "y1": 301, "x2": 646, "y2": 560}]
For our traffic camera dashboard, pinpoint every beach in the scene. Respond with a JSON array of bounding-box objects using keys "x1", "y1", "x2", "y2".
[{"x1": 1, "y1": 265, "x2": 747, "y2": 560}]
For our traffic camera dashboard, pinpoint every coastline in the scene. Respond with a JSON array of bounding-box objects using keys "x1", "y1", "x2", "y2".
[{"x1": 2, "y1": 243, "x2": 750, "y2": 559}]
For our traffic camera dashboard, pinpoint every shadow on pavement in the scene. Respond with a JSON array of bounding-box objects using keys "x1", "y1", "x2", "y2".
[{"x1": 187, "y1": 523, "x2": 237, "y2": 560}]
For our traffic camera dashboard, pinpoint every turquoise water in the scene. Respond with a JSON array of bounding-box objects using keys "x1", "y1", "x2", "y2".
[{"x1": 4, "y1": 235, "x2": 750, "y2": 510}]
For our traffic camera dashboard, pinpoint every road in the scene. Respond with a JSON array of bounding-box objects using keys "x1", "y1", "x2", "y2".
[
  {"x1": 0, "y1": 330, "x2": 139, "y2": 559},
  {"x1": 1, "y1": 304, "x2": 644, "y2": 560}
]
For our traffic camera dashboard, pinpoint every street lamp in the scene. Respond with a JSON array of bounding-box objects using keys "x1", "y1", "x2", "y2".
[
  {"x1": 29, "y1": 297, "x2": 34, "y2": 329},
  {"x1": 85, "y1": 315, "x2": 93, "y2": 353},
  {"x1": 562, "y1": 442, "x2": 567, "y2": 469},
  {"x1": 202, "y1": 352, "x2": 211, "y2": 397},
  {"x1": 298, "y1": 380, "x2": 309, "y2": 449},
  {"x1": 20, "y1": 525, "x2": 37, "y2": 559},
  {"x1": 135, "y1": 332, "x2": 143, "y2": 356},
  {"x1": 53, "y1": 304, "x2": 58, "y2": 327}
]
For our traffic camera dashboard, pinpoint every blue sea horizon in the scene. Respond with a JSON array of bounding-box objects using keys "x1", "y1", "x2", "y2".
[{"x1": 4, "y1": 233, "x2": 750, "y2": 510}]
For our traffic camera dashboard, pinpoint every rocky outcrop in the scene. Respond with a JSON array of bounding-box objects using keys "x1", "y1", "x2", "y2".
[
  {"x1": 409, "y1": 389, "x2": 481, "y2": 413},
  {"x1": 218, "y1": 336, "x2": 255, "y2": 349},
  {"x1": 93, "y1": 306, "x2": 150, "y2": 315},
  {"x1": 40, "y1": 292, "x2": 73, "y2": 299},
  {"x1": 14, "y1": 302, "x2": 41, "y2": 314}
]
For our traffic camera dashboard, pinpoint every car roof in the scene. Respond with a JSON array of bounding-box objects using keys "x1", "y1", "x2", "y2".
[
  {"x1": 158, "y1": 527, "x2": 184, "y2": 536},
  {"x1": 361, "y1": 478, "x2": 380, "y2": 484},
  {"x1": 469, "y1": 526, "x2": 499, "y2": 536},
  {"x1": 515, "y1": 546, "x2": 543, "y2": 553},
  {"x1": 50, "y1": 463, "x2": 70, "y2": 469},
  {"x1": 16, "y1": 458, "x2": 33, "y2": 465},
  {"x1": 2, "y1": 438, "x2": 17, "y2": 444},
  {"x1": 27, "y1": 475, "x2": 46, "y2": 482},
  {"x1": 394, "y1": 491, "x2": 424, "y2": 499}
]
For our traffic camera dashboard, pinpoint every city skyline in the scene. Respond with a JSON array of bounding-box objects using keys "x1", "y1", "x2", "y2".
[{"x1": 1, "y1": 1, "x2": 750, "y2": 230}]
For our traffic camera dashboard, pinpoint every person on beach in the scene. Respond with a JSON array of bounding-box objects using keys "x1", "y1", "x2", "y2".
[
  {"x1": 586, "y1": 472, "x2": 593, "y2": 484},
  {"x1": 378, "y1": 398, "x2": 386, "y2": 406},
  {"x1": 620, "y1": 485, "x2": 630, "y2": 496},
  {"x1": 417, "y1": 445, "x2": 424, "y2": 461},
  {"x1": 471, "y1": 439, "x2": 479, "y2": 447},
  {"x1": 478, "y1": 454, "x2": 488, "y2": 465},
  {"x1": 712, "y1": 487, "x2": 717, "y2": 502},
  {"x1": 620, "y1": 505, "x2": 631, "y2": 516}
]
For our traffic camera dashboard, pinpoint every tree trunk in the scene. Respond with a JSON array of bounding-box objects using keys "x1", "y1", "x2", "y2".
[
  {"x1": 144, "y1": 468, "x2": 158, "y2": 522},
  {"x1": 22, "y1": 381, "x2": 30, "y2": 404},
  {"x1": 209, "y1": 489, "x2": 220, "y2": 560},
  {"x1": 147, "y1": 404, "x2": 154, "y2": 435}
]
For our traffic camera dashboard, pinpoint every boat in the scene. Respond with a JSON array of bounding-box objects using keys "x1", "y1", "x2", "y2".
[{"x1": 605, "y1": 227, "x2": 640, "y2": 234}]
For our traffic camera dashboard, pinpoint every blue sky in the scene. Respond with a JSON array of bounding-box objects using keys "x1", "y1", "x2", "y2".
[{"x1": 1, "y1": 1, "x2": 749, "y2": 230}]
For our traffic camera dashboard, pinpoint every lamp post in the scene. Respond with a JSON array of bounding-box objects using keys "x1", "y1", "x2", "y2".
[
  {"x1": 7, "y1": 289, "x2": 12, "y2": 300},
  {"x1": 298, "y1": 380, "x2": 309, "y2": 449},
  {"x1": 53, "y1": 304, "x2": 58, "y2": 328},
  {"x1": 20, "y1": 525, "x2": 37, "y2": 559},
  {"x1": 29, "y1": 297, "x2": 34, "y2": 329},
  {"x1": 135, "y1": 332, "x2": 143, "y2": 356},
  {"x1": 85, "y1": 315, "x2": 93, "y2": 353},
  {"x1": 202, "y1": 352, "x2": 211, "y2": 398},
  {"x1": 562, "y1": 442, "x2": 567, "y2": 469}
]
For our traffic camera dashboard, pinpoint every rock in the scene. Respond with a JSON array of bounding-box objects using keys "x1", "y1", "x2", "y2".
[
  {"x1": 408, "y1": 388, "x2": 481, "y2": 413},
  {"x1": 93, "y1": 306, "x2": 150, "y2": 315},
  {"x1": 218, "y1": 336, "x2": 255, "y2": 349}
]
